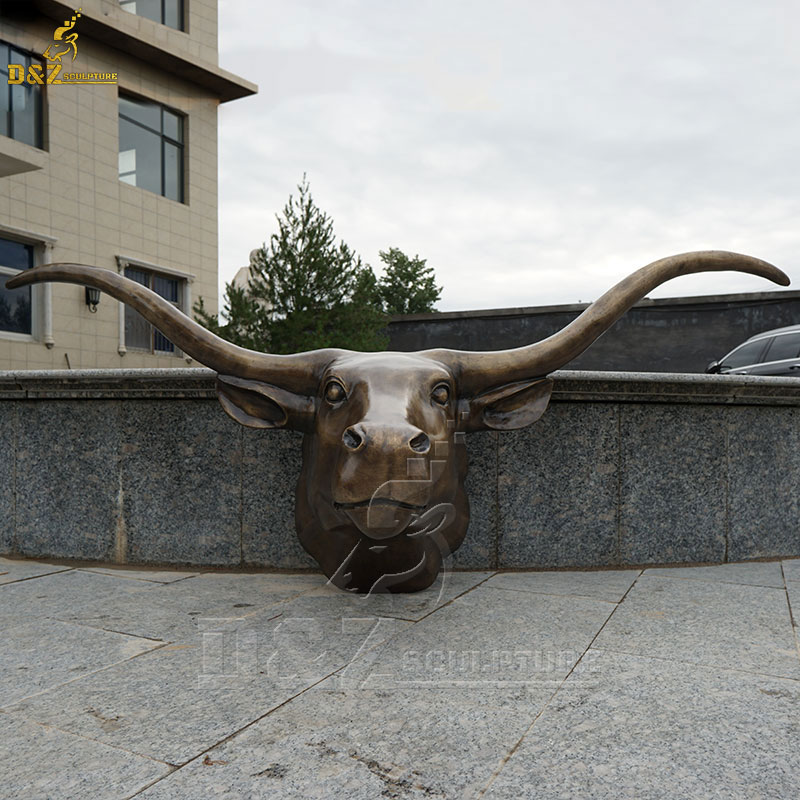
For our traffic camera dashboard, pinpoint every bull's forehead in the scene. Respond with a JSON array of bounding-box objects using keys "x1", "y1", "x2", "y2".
[{"x1": 326, "y1": 352, "x2": 452, "y2": 387}]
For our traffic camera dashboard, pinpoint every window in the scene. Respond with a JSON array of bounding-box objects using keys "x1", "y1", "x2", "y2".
[
  {"x1": 0, "y1": 41, "x2": 44, "y2": 149},
  {"x1": 0, "y1": 236, "x2": 34, "y2": 335},
  {"x1": 119, "y1": 94, "x2": 184, "y2": 202},
  {"x1": 721, "y1": 340, "x2": 767, "y2": 370},
  {"x1": 118, "y1": 0, "x2": 184, "y2": 30},
  {"x1": 763, "y1": 332, "x2": 800, "y2": 363},
  {"x1": 124, "y1": 266, "x2": 182, "y2": 354}
]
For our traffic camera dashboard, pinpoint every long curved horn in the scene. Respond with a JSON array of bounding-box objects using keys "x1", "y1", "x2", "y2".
[
  {"x1": 426, "y1": 251, "x2": 790, "y2": 393},
  {"x1": 5, "y1": 263, "x2": 337, "y2": 392}
]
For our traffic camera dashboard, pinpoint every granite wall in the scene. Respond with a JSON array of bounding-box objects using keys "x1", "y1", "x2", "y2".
[{"x1": 2, "y1": 369, "x2": 799, "y2": 571}]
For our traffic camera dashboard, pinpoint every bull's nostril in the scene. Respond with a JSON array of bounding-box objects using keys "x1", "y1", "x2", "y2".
[
  {"x1": 343, "y1": 427, "x2": 363, "y2": 450},
  {"x1": 409, "y1": 432, "x2": 430, "y2": 453}
]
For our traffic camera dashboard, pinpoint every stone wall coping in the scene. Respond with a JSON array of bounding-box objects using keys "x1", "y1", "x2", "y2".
[
  {"x1": 1, "y1": 368, "x2": 800, "y2": 405},
  {"x1": 550, "y1": 370, "x2": 800, "y2": 405},
  {"x1": 0, "y1": 369, "x2": 218, "y2": 399}
]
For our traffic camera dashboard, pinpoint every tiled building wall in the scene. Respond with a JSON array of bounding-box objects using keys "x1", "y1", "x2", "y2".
[{"x1": 0, "y1": 1, "x2": 226, "y2": 369}]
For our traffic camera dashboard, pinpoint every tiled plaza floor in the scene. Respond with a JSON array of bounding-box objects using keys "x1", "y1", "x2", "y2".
[{"x1": 1, "y1": 557, "x2": 799, "y2": 799}]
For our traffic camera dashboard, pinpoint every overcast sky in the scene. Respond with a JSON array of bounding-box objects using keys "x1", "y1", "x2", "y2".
[{"x1": 215, "y1": 0, "x2": 800, "y2": 311}]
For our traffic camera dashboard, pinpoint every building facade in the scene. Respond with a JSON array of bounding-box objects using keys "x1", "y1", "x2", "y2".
[{"x1": 0, "y1": 0, "x2": 255, "y2": 369}]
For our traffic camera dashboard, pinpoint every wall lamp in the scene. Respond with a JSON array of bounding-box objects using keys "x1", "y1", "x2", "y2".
[{"x1": 85, "y1": 287, "x2": 100, "y2": 313}]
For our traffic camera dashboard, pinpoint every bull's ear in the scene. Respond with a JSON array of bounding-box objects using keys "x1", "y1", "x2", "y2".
[
  {"x1": 461, "y1": 378, "x2": 553, "y2": 432},
  {"x1": 216, "y1": 375, "x2": 315, "y2": 433}
]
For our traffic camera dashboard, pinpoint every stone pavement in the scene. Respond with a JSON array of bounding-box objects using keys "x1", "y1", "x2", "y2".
[{"x1": 1, "y1": 557, "x2": 799, "y2": 799}]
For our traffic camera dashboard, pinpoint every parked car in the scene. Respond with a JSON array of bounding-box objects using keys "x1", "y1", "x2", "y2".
[{"x1": 706, "y1": 324, "x2": 800, "y2": 375}]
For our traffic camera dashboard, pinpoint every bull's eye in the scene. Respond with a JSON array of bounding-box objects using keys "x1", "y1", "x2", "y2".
[
  {"x1": 324, "y1": 380, "x2": 347, "y2": 404},
  {"x1": 431, "y1": 383, "x2": 450, "y2": 406}
]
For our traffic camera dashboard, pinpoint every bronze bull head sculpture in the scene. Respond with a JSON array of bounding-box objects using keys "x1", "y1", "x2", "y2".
[{"x1": 7, "y1": 252, "x2": 789, "y2": 592}]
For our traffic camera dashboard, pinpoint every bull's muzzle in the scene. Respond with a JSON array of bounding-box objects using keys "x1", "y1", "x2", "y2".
[{"x1": 342, "y1": 423, "x2": 431, "y2": 454}]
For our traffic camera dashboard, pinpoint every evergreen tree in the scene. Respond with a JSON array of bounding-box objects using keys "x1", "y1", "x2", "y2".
[
  {"x1": 377, "y1": 247, "x2": 442, "y2": 315},
  {"x1": 193, "y1": 282, "x2": 269, "y2": 352},
  {"x1": 194, "y1": 176, "x2": 387, "y2": 353}
]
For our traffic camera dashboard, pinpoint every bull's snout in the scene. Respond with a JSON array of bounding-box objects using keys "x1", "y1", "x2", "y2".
[{"x1": 342, "y1": 423, "x2": 431, "y2": 454}]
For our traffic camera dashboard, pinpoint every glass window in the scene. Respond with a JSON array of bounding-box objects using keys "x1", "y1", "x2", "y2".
[
  {"x1": 124, "y1": 266, "x2": 182, "y2": 354},
  {"x1": 763, "y1": 332, "x2": 800, "y2": 362},
  {"x1": 162, "y1": 108, "x2": 182, "y2": 141},
  {"x1": 119, "y1": 94, "x2": 161, "y2": 130},
  {"x1": 119, "y1": 93, "x2": 184, "y2": 202},
  {"x1": 0, "y1": 236, "x2": 34, "y2": 335},
  {"x1": 721, "y1": 340, "x2": 767, "y2": 369},
  {"x1": 0, "y1": 41, "x2": 44, "y2": 149},
  {"x1": 163, "y1": 0, "x2": 183, "y2": 31},
  {"x1": 118, "y1": 0, "x2": 184, "y2": 31}
]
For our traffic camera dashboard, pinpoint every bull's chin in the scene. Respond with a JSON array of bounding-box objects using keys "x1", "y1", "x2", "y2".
[{"x1": 338, "y1": 501, "x2": 421, "y2": 540}]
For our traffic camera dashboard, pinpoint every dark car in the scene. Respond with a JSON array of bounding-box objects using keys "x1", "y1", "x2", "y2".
[{"x1": 706, "y1": 325, "x2": 800, "y2": 376}]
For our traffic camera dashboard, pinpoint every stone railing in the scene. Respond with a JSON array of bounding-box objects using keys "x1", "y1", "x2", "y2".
[{"x1": 1, "y1": 369, "x2": 799, "y2": 570}]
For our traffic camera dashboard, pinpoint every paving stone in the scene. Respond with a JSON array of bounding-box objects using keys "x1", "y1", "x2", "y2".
[
  {"x1": 109, "y1": 572, "x2": 329, "y2": 641},
  {"x1": 620, "y1": 404, "x2": 726, "y2": 564},
  {"x1": 4, "y1": 595, "x2": 411, "y2": 765},
  {"x1": 0, "y1": 557, "x2": 72, "y2": 585},
  {"x1": 0, "y1": 713, "x2": 170, "y2": 800},
  {"x1": 136, "y1": 683, "x2": 551, "y2": 800},
  {"x1": 593, "y1": 575, "x2": 800, "y2": 678},
  {"x1": 301, "y1": 570, "x2": 493, "y2": 621},
  {"x1": 119, "y1": 400, "x2": 243, "y2": 566},
  {"x1": 498, "y1": 403, "x2": 619, "y2": 568},
  {"x1": 783, "y1": 558, "x2": 800, "y2": 583},
  {"x1": 485, "y1": 569, "x2": 640, "y2": 603},
  {"x1": 0, "y1": 617, "x2": 161, "y2": 706},
  {"x1": 0, "y1": 569, "x2": 155, "y2": 629},
  {"x1": 135, "y1": 582, "x2": 615, "y2": 799},
  {"x1": 1, "y1": 569, "x2": 325, "y2": 642},
  {"x1": 0, "y1": 568, "x2": 324, "y2": 641},
  {"x1": 78, "y1": 565, "x2": 201, "y2": 583},
  {"x1": 482, "y1": 650, "x2": 800, "y2": 800},
  {"x1": 644, "y1": 561, "x2": 785, "y2": 587},
  {"x1": 15, "y1": 400, "x2": 121, "y2": 560},
  {"x1": 349, "y1": 583, "x2": 616, "y2": 692},
  {"x1": 784, "y1": 582, "x2": 800, "y2": 630},
  {"x1": 6, "y1": 563, "x2": 799, "y2": 797}
]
